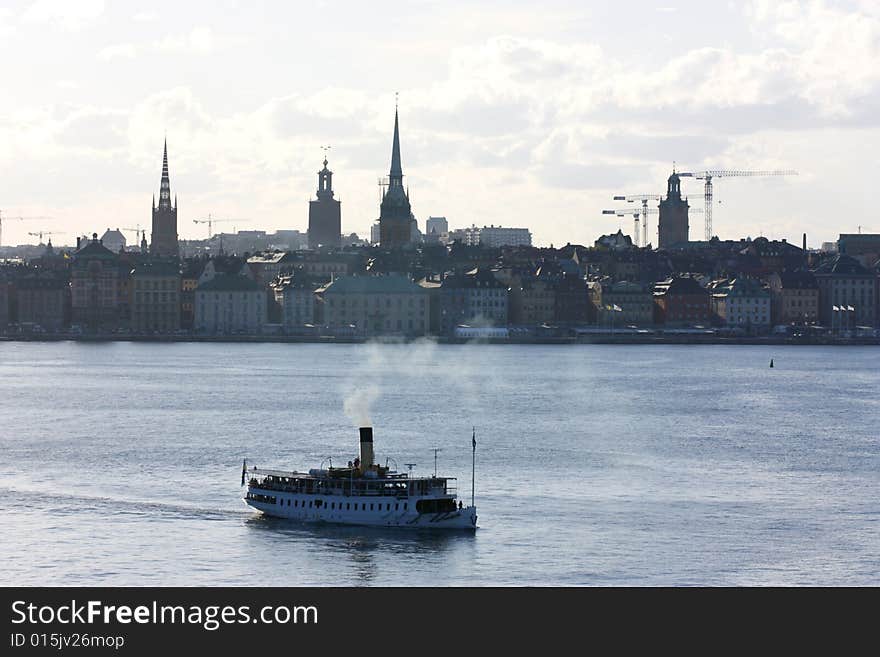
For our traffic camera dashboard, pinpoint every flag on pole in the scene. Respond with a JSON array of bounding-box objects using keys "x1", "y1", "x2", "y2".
[{"x1": 472, "y1": 427, "x2": 476, "y2": 450}]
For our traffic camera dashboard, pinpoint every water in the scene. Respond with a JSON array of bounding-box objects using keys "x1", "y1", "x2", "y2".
[{"x1": 0, "y1": 341, "x2": 878, "y2": 586}]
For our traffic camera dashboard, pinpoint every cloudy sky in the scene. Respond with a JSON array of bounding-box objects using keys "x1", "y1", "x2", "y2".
[{"x1": 1, "y1": 0, "x2": 878, "y2": 248}]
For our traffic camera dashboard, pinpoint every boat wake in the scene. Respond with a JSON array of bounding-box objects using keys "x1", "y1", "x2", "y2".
[{"x1": 0, "y1": 485, "x2": 249, "y2": 521}]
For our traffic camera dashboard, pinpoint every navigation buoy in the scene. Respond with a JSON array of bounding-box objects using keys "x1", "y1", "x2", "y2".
[{"x1": 770, "y1": 359, "x2": 774, "y2": 368}]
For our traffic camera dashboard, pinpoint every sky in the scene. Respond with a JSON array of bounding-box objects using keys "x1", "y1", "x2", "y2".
[{"x1": 1, "y1": 0, "x2": 879, "y2": 248}]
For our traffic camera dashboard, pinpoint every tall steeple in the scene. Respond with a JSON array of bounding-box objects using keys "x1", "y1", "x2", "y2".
[
  {"x1": 658, "y1": 168, "x2": 689, "y2": 248},
  {"x1": 316, "y1": 155, "x2": 334, "y2": 201},
  {"x1": 151, "y1": 137, "x2": 179, "y2": 258},
  {"x1": 379, "y1": 100, "x2": 415, "y2": 248},
  {"x1": 158, "y1": 138, "x2": 173, "y2": 210},
  {"x1": 389, "y1": 107, "x2": 403, "y2": 186},
  {"x1": 308, "y1": 149, "x2": 342, "y2": 249}
]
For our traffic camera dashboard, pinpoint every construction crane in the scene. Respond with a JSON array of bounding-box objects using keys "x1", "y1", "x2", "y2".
[
  {"x1": 0, "y1": 211, "x2": 52, "y2": 248},
  {"x1": 677, "y1": 169, "x2": 798, "y2": 241},
  {"x1": 193, "y1": 215, "x2": 249, "y2": 238},
  {"x1": 121, "y1": 225, "x2": 145, "y2": 245},
  {"x1": 603, "y1": 209, "x2": 650, "y2": 245},
  {"x1": 28, "y1": 231, "x2": 58, "y2": 244},
  {"x1": 603, "y1": 206, "x2": 702, "y2": 247},
  {"x1": 611, "y1": 194, "x2": 662, "y2": 247}
]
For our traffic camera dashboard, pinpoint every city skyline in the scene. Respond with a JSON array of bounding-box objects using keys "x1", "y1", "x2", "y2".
[{"x1": 1, "y1": 1, "x2": 878, "y2": 247}]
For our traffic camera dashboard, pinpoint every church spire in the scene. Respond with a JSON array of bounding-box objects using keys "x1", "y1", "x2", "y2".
[
  {"x1": 158, "y1": 139, "x2": 172, "y2": 210},
  {"x1": 389, "y1": 105, "x2": 402, "y2": 184}
]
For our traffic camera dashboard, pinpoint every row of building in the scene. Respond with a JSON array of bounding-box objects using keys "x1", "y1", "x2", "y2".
[{"x1": 3, "y1": 227, "x2": 878, "y2": 336}]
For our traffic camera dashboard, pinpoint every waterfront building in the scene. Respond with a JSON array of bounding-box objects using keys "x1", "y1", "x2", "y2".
[
  {"x1": 709, "y1": 277, "x2": 771, "y2": 330},
  {"x1": 130, "y1": 261, "x2": 181, "y2": 333},
  {"x1": 70, "y1": 233, "x2": 121, "y2": 331},
  {"x1": 317, "y1": 273, "x2": 429, "y2": 336},
  {"x1": 308, "y1": 157, "x2": 342, "y2": 249},
  {"x1": 14, "y1": 273, "x2": 67, "y2": 331},
  {"x1": 417, "y1": 276, "x2": 443, "y2": 334},
  {"x1": 553, "y1": 272, "x2": 595, "y2": 325},
  {"x1": 100, "y1": 228, "x2": 126, "y2": 253},
  {"x1": 247, "y1": 251, "x2": 297, "y2": 287},
  {"x1": 813, "y1": 254, "x2": 877, "y2": 328},
  {"x1": 766, "y1": 270, "x2": 819, "y2": 325},
  {"x1": 658, "y1": 171, "x2": 690, "y2": 249},
  {"x1": 271, "y1": 270, "x2": 317, "y2": 330},
  {"x1": 600, "y1": 280, "x2": 654, "y2": 326},
  {"x1": 150, "y1": 140, "x2": 179, "y2": 258},
  {"x1": 300, "y1": 252, "x2": 357, "y2": 282},
  {"x1": 180, "y1": 262, "x2": 200, "y2": 330},
  {"x1": 508, "y1": 274, "x2": 555, "y2": 326},
  {"x1": 195, "y1": 273, "x2": 266, "y2": 334},
  {"x1": 198, "y1": 257, "x2": 252, "y2": 285},
  {"x1": 653, "y1": 276, "x2": 711, "y2": 326},
  {"x1": 439, "y1": 268, "x2": 509, "y2": 334},
  {"x1": 378, "y1": 108, "x2": 417, "y2": 248}
]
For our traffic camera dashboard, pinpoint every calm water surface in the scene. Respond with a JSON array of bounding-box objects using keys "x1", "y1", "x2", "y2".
[{"x1": 0, "y1": 341, "x2": 878, "y2": 586}]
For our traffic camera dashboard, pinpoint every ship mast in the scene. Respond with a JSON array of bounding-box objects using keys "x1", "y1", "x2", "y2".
[{"x1": 471, "y1": 427, "x2": 476, "y2": 508}]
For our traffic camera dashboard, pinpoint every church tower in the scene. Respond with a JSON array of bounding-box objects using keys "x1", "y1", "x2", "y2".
[
  {"x1": 150, "y1": 139, "x2": 179, "y2": 258},
  {"x1": 658, "y1": 169, "x2": 689, "y2": 248},
  {"x1": 378, "y1": 107, "x2": 415, "y2": 248},
  {"x1": 308, "y1": 156, "x2": 342, "y2": 249}
]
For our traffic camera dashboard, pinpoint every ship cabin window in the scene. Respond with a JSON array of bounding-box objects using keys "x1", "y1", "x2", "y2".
[
  {"x1": 287, "y1": 499, "x2": 290, "y2": 506},
  {"x1": 404, "y1": 503, "x2": 408, "y2": 510},
  {"x1": 309, "y1": 501, "x2": 313, "y2": 508},
  {"x1": 416, "y1": 499, "x2": 457, "y2": 514},
  {"x1": 346, "y1": 503, "x2": 350, "y2": 510},
  {"x1": 370, "y1": 503, "x2": 374, "y2": 511},
  {"x1": 395, "y1": 503, "x2": 399, "y2": 511},
  {"x1": 331, "y1": 502, "x2": 335, "y2": 510}
]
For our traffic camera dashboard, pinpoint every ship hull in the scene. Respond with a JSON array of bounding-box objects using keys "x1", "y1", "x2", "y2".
[{"x1": 243, "y1": 490, "x2": 477, "y2": 530}]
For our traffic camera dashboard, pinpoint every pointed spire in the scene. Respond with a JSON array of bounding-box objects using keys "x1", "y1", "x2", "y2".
[
  {"x1": 157, "y1": 138, "x2": 172, "y2": 209},
  {"x1": 389, "y1": 105, "x2": 402, "y2": 182}
]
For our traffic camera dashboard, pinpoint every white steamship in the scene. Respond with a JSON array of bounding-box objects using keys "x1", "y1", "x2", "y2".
[{"x1": 241, "y1": 426, "x2": 478, "y2": 530}]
